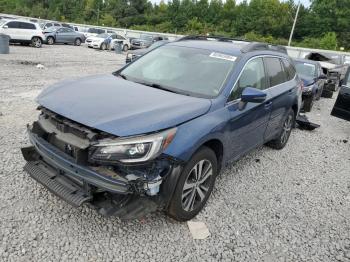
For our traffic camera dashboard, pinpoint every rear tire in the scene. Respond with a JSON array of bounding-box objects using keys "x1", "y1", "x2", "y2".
[
  {"x1": 303, "y1": 96, "x2": 314, "y2": 112},
  {"x1": 31, "y1": 37, "x2": 42, "y2": 48},
  {"x1": 47, "y1": 36, "x2": 55, "y2": 45},
  {"x1": 167, "y1": 146, "x2": 218, "y2": 221},
  {"x1": 74, "y1": 38, "x2": 82, "y2": 46},
  {"x1": 266, "y1": 109, "x2": 294, "y2": 150}
]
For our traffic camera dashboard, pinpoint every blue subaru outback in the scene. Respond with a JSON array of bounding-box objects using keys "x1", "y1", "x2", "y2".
[{"x1": 22, "y1": 36, "x2": 302, "y2": 221}]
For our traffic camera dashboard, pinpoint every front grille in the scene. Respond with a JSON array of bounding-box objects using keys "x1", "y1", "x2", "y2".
[{"x1": 33, "y1": 108, "x2": 113, "y2": 165}]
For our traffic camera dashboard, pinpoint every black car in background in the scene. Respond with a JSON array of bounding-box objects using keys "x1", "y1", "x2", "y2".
[
  {"x1": 331, "y1": 67, "x2": 350, "y2": 121},
  {"x1": 293, "y1": 59, "x2": 327, "y2": 112},
  {"x1": 130, "y1": 33, "x2": 168, "y2": 49}
]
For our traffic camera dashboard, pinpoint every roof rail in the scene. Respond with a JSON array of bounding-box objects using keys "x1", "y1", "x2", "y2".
[
  {"x1": 177, "y1": 35, "x2": 248, "y2": 43},
  {"x1": 177, "y1": 35, "x2": 288, "y2": 54},
  {"x1": 241, "y1": 42, "x2": 287, "y2": 54}
]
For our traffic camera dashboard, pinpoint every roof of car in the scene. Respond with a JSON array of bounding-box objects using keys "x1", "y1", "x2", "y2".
[
  {"x1": 293, "y1": 58, "x2": 321, "y2": 65},
  {"x1": 168, "y1": 40, "x2": 243, "y2": 56}
]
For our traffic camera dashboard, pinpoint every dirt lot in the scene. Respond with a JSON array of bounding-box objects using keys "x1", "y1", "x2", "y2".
[{"x1": 0, "y1": 45, "x2": 350, "y2": 262}]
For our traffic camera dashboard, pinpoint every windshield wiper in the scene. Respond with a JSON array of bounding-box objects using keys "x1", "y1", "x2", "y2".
[
  {"x1": 119, "y1": 73, "x2": 127, "y2": 80},
  {"x1": 139, "y1": 82, "x2": 180, "y2": 94}
]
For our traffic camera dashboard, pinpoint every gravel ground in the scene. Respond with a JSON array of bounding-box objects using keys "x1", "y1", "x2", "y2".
[{"x1": 0, "y1": 45, "x2": 350, "y2": 262}]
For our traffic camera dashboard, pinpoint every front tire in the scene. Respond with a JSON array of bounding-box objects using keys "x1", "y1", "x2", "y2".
[
  {"x1": 100, "y1": 42, "x2": 107, "y2": 50},
  {"x1": 267, "y1": 109, "x2": 295, "y2": 150},
  {"x1": 47, "y1": 36, "x2": 55, "y2": 45},
  {"x1": 31, "y1": 37, "x2": 42, "y2": 48},
  {"x1": 123, "y1": 44, "x2": 129, "y2": 52},
  {"x1": 167, "y1": 146, "x2": 218, "y2": 221}
]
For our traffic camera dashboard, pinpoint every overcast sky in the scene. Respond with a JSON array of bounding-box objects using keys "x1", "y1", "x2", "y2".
[{"x1": 150, "y1": 0, "x2": 311, "y2": 7}]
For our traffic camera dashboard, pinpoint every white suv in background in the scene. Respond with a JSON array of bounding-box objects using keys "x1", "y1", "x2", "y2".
[{"x1": 0, "y1": 20, "x2": 46, "y2": 48}]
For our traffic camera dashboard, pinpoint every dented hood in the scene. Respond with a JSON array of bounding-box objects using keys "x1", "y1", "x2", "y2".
[{"x1": 37, "y1": 74, "x2": 211, "y2": 137}]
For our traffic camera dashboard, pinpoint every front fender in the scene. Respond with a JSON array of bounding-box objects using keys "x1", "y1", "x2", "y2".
[{"x1": 164, "y1": 108, "x2": 228, "y2": 162}]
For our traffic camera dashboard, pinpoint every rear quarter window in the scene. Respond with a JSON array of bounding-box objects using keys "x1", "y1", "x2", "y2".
[
  {"x1": 264, "y1": 57, "x2": 287, "y2": 87},
  {"x1": 282, "y1": 59, "x2": 296, "y2": 80}
]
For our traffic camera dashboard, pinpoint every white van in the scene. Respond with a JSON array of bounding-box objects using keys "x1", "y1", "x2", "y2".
[{"x1": 0, "y1": 20, "x2": 46, "y2": 48}]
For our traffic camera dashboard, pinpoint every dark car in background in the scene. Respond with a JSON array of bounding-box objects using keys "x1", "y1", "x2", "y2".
[
  {"x1": 305, "y1": 52, "x2": 349, "y2": 98},
  {"x1": 126, "y1": 40, "x2": 169, "y2": 63},
  {"x1": 331, "y1": 67, "x2": 350, "y2": 121},
  {"x1": 293, "y1": 59, "x2": 327, "y2": 112},
  {"x1": 44, "y1": 26, "x2": 86, "y2": 46},
  {"x1": 130, "y1": 33, "x2": 168, "y2": 49},
  {"x1": 21, "y1": 38, "x2": 301, "y2": 221}
]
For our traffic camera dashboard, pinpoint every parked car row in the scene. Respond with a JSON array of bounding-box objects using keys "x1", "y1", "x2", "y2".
[{"x1": 0, "y1": 17, "x2": 169, "y2": 51}]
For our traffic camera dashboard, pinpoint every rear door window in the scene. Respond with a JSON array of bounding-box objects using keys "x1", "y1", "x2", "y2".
[
  {"x1": 264, "y1": 57, "x2": 287, "y2": 87},
  {"x1": 19, "y1": 22, "x2": 36, "y2": 30},
  {"x1": 229, "y1": 57, "x2": 267, "y2": 101}
]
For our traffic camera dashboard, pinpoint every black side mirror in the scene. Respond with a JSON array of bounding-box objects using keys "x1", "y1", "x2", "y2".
[{"x1": 319, "y1": 74, "x2": 327, "y2": 80}]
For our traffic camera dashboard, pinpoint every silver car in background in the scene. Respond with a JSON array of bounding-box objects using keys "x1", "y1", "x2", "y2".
[{"x1": 44, "y1": 27, "x2": 86, "y2": 46}]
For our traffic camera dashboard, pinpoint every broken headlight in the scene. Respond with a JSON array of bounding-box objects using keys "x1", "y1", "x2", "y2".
[{"x1": 90, "y1": 128, "x2": 176, "y2": 163}]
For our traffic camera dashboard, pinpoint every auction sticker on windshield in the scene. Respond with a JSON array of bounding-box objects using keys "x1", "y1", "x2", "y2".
[{"x1": 210, "y1": 52, "x2": 237, "y2": 62}]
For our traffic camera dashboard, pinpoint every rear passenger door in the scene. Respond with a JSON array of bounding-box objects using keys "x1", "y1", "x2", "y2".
[
  {"x1": 56, "y1": 28, "x2": 70, "y2": 42},
  {"x1": 64, "y1": 28, "x2": 76, "y2": 42},
  {"x1": 225, "y1": 57, "x2": 272, "y2": 159},
  {"x1": 264, "y1": 57, "x2": 296, "y2": 141},
  {"x1": 18, "y1": 22, "x2": 36, "y2": 41}
]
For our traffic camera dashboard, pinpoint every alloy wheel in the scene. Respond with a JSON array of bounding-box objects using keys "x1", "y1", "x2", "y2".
[
  {"x1": 280, "y1": 114, "x2": 293, "y2": 145},
  {"x1": 32, "y1": 37, "x2": 42, "y2": 48},
  {"x1": 181, "y1": 159, "x2": 213, "y2": 212},
  {"x1": 47, "y1": 37, "x2": 54, "y2": 45}
]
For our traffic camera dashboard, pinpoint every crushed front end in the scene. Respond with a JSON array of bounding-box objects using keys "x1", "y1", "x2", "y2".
[{"x1": 21, "y1": 108, "x2": 182, "y2": 219}]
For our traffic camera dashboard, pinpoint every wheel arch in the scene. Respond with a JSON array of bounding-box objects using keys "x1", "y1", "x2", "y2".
[
  {"x1": 32, "y1": 35, "x2": 43, "y2": 42},
  {"x1": 202, "y1": 139, "x2": 224, "y2": 173}
]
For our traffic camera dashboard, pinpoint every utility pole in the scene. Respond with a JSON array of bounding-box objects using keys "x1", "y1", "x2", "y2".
[{"x1": 288, "y1": 1, "x2": 301, "y2": 47}]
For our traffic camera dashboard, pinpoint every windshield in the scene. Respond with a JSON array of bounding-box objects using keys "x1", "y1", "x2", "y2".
[
  {"x1": 140, "y1": 34, "x2": 153, "y2": 41},
  {"x1": 294, "y1": 62, "x2": 316, "y2": 78},
  {"x1": 96, "y1": 33, "x2": 109, "y2": 38},
  {"x1": 149, "y1": 40, "x2": 167, "y2": 50},
  {"x1": 120, "y1": 46, "x2": 237, "y2": 97}
]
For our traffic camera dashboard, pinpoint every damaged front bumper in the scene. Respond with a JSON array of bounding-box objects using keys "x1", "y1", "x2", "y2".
[{"x1": 22, "y1": 125, "x2": 183, "y2": 219}]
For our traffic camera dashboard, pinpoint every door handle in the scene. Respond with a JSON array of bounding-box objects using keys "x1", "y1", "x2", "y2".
[{"x1": 265, "y1": 101, "x2": 272, "y2": 108}]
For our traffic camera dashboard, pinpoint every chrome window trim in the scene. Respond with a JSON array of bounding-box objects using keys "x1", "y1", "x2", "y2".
[{"x1": 226, "y1": 54, "x2": 296, "y2": 105}]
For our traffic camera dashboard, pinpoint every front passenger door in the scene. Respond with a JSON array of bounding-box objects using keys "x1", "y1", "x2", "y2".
[{"x1": 225, "y1": 57, "x2": 272, "y2": 159}]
